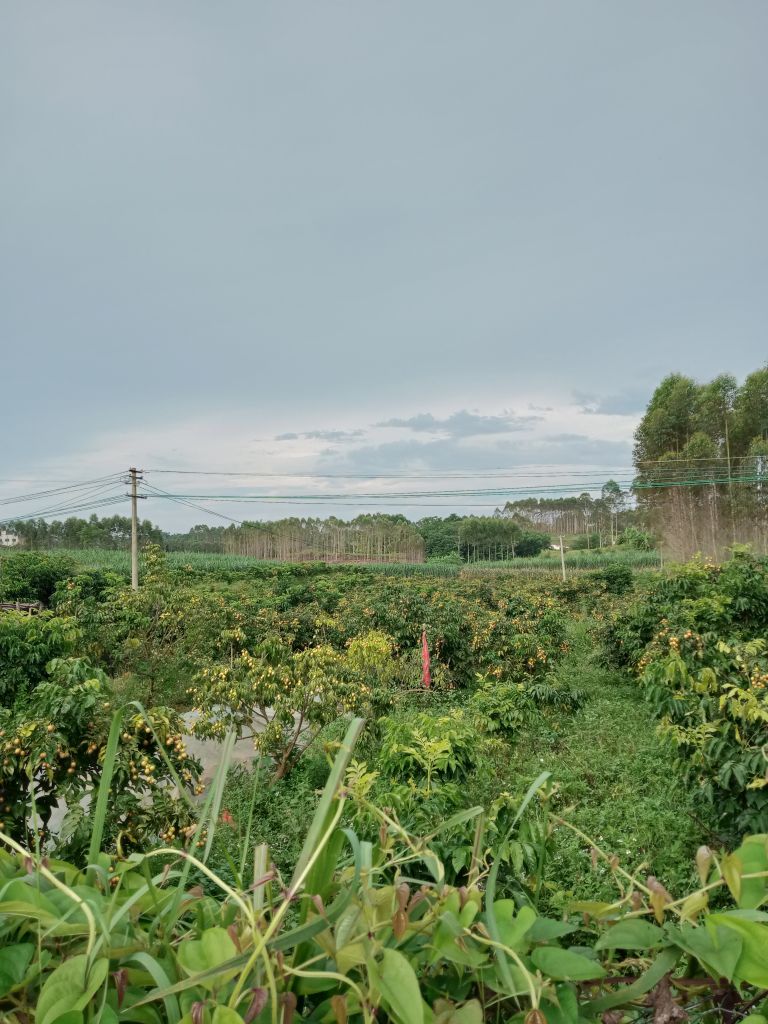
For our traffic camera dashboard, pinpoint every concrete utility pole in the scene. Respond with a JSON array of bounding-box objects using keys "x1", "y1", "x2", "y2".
[
  {"x1": 559, "y1": 535, "x2": 566, "y2": 581},
  {"x1": 128, "y1": 467, "x2": 144, "y2": 591}
]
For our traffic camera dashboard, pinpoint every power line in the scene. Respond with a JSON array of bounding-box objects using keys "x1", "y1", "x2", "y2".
[
  {"x1": 0, "y1": 479, "x2": 128, "y2": 525},
  {"x1": 141, "y1": 482, "x2": 244, "y2": 524},
  {"x1": 141, "y1": 482, "x2": 637, "y2": 501},
  {"x1": 0, "y1": 473, "x2": 124, "y2": 507},
  {"x1": 146, "y1": 466, "x2": 635, "y2": 481},
  {"x1": 1, "y1": 494, "x2": 126, "y2": 525}
]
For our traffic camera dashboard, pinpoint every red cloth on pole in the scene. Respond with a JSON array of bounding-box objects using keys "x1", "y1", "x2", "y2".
[{"x1": 421, "y1": 628, "x2": 431, "y2": 689}]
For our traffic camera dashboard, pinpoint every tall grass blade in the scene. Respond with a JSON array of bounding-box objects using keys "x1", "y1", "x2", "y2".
[
  {"x1": 253, "y1": 843, "x2": 269, "y2": 913},
  {"x1": 87, "y1": 708, "x2": 124, "y2": 866},
  {"x1": 485, "y1": 772, "x2": 551, "y2": 996},
  {"x1": 289, "y1": 717, "x2": 364, "y2": 894}
]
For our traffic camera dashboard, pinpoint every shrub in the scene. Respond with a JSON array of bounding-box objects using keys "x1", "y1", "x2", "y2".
[
  {"x1": 470, "y1": 675, "x2": 583, "y2": 736},
  {"x1": 188, "y1": 639, "x2": 377, "y2": 780},
  {"x1": 0, "y1": 657, "x2": 202, "y2": 854},
  {"x1": 608, "y1": 551, "x2": 768, "y2": 836},
  {"x1": 1, "y1": 725, "x2": 767, "y2": 1023},
  {"x1": 0, "y1": 551, "x2": 77, "y2": 604},
  {"x1": 0, "y1": 611, "x2": 79, "y2": 705},
  {"x1": 618, "y1": 525, "x2": 654, "y2": 550}
]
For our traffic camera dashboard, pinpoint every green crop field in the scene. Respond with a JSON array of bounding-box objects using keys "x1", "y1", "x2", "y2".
[
  {"x1": 1, "y1": 544, "x2": 767, "y2": 1021},
  {"x1": 5, "y1": 544, "x2": 661, "y2": 579}
]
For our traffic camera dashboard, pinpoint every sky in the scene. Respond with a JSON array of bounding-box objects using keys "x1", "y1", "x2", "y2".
[{"x1": 2, "y1": 1, "x2": 767, "y2": 529}]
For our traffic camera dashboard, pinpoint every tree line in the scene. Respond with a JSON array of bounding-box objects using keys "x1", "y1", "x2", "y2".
[
  {"x1": 496, "y1": 480, "x2": 639, "y2": 546},
  {"x1": 5, "y1": 514, "x2": 164, "y2": 550},
  {"x1": 7, "y1": 363, "x2": 766, "y2": 564},
  {"x1": 223, "y1": 515, "x2": 425, "y2": 563},
  {"x1": 633, "y1": 365, "x2": 768, "y2": 559}
]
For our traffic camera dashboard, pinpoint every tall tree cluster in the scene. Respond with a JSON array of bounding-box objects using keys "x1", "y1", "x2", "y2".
[
  {"x1": 497, "y1": 483, "x2": 634, "y2": 546},
  {"x1": 633, "y1": 366, "x2": 768, "y2": 558},
  {"x1": 224, "y1": 515, "x2": 425, "y2": 563}
]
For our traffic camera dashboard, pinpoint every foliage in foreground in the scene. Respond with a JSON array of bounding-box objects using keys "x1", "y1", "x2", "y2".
[
  {"x1": 609, "y1": 551, "x2": 768, "y2": 836},
  {"x1": 0, "y1": 609, "x2": 202, "y2": 853},
  {"x1": 1, "y1": 720, "x2": 768, "y2": 1024}
]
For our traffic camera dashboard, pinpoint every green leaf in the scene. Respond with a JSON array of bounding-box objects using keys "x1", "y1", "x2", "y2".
[
  {"x1": 668, "y1": 922, "x2": 742, "y2": 981},
  {"x1": 372, "y1": 948, "x2": 424, "y2": 1024},
  {"x1": 290, "y1": 717, "x2": 364, "y2": 892},
  {"x1": 528, "y1": 919, "x2": 578, "y2": 942},
  {"x1": 127, "y1": 952, "x2": 181, "y2": 1023},
  {"x1": 568, "y1": 901, "x2": 615, "y2": 920},
  {"x1": 431, "y1": 911, "x2": 487, "y2": 968},
  {"x1": 708, "y1": 914, "x2": 768, "y2": 987},
  {"x1": 212, "y1": 1010, "x2": 245, "y2": 1024},
  {"x1": 95, "y1": 1007, "x2": 119, "y2": 1024},
  {"x1": 0, "y1": 942, "x2": 34, "y2": 997},
  {"x1": 731, "y1": 836, "x2": 768, "y2": 910},
  {"x1": 87, "y1": 708, "x2": 124, "y2": 868},
  {"x1": 37, "y1": 955, "x2": 109, "y2": 1024},
  {"x1": 487, "y1": 901, "x2": 536, "y2": 952},
  {"x1": 595, "y1": 919, "x2": 665, "y2": 950},
  {"x1": 177, "y1": 927, "x2": 239, "y2": 989},
  {"x1": 543, "y1": 984, "x2": 579, "y2": 1024},
  {"x1": 426, "y1": 806, "x2": 484, "y2": 839},
  {"x1": 531, "y1": 947, "x2": 606, "y2": 981},
  {"x1": 0, "y1": 879, "x2": 59, "y2": 914},
  {"x1": 449, "y1": 1001, "x2": 483, "y2": 1024},
  {"x1": 720, "y1": 853, "x2": 743, "y2": 904}
]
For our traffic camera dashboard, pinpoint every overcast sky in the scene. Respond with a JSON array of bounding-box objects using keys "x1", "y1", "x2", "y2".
[{"x1": 2, "y1": 2, "x2": 766, "y2": 528}]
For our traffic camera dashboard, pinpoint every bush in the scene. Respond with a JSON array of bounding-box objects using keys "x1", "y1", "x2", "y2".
[
  {"x1": 607, "y1": 551, "x2": 768, "y2": 836},
  {"x1": 188, "y1": 638, "x2": 379, "y2": 780},
  {"x1": 590, "y1": 561, "x2": 634, "y2": 594},
  {"x1": 0, "y1": 611, "x2": 79, "y2": 705},
  {"x1": 377, "y1": 708, "x2": 479, "y2": 787},
  {"x1": 570, "y1": 533, "x2": 600, "y2": 550},
  {"x1": 0, "y1": 551, "x2": 77, "y2": 604},
  {"x1": 0, "y1": 658, "x2": 202, "y2": 854},
  {"x1": 618, "y1": 525, "x2": 654, "y2": 550}
]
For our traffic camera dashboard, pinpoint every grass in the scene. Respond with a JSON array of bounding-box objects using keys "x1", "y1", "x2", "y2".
[
  {"x1": 463, "y1": 549, "x2": 661, "y2": 572},
  {"x1": 206, "y1": 614, "x2": 703, "y2": 910},
  {"x1": 503, "y1": 617, "x2": 702, "y2": 908}
]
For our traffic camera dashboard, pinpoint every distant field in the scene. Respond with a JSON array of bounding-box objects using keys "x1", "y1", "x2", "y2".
[
  {"x1": 2, "y1": 546, "x2": 662, "y2": 577},
  {"x1": 463, "y1": 548, "x2": 661, "y2": 571}
]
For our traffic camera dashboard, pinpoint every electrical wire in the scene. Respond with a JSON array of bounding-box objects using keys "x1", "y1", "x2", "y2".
[
  {"x1": 141, "y1": 482, "x2": 244, "y2": 524},
  {"x1": 146, "y1": 466, "x2": 636, "y2": 481},
  {"x1": 0, "y1": 479, "x2": 128, "y2": 525},
  {"x1": 141, "y1": 482, "x2": 637, "y2": 501},
  {"x1": 1, "y1": 495, "x2": 126, "y2": 525},
  {"x1": 0, "y1": 473, "x2": 124, "y2": 507},
  {"x1": 145, "y1": 454, "x2": 760, "y2": 480}
]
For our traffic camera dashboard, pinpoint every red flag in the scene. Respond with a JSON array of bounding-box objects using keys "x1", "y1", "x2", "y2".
[{"x1": 421, "y1": 628, "x2": 431, "y2": 689}]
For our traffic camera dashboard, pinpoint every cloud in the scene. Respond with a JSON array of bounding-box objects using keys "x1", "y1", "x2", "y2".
[
  {"x1": 573, "y1": 390, "x2": 648, "y2": 416},
  {"x1": 323, "y1": 434, "x2": 632, "y2": 475},
  {"x1": 275, "y1": 429, "x2": 366, "y2": 442},
  {"x1": 376, "y1": 410, "x2": 540, "y2": 438}
]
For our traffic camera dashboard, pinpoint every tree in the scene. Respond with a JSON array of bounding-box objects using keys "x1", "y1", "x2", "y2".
[
  {"x1": 732, "y1": 365, "x2": 768, "y2": 455},
  {"x1": 633, "y1": 374, "x2": 699, "y2": 466},
  {"x1": 600, "y1": 480, "x2": 626, "y2": 545},
  {"x1": 694, "y1": 374, "x2": 737, "y2": 453}
]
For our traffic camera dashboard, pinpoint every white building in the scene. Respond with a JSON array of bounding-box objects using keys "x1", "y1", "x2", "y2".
[{"x1": 0, "y1": 530, "x2": 19, "y2": 547}]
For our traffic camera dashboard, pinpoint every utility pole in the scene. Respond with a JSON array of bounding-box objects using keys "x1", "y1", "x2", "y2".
[
  {"x1": 128, "y1": 468, "x2": 144, "y2": 591},
  {"x1": 725, "y1": 416, "x2": 737, "y2": 548},
  {"x1": 559, "y1": 535, "x2": 566, "y2": 581}
]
